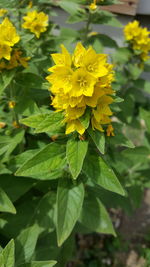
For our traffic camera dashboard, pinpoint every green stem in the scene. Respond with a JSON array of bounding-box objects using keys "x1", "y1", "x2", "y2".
[{"x1": 83, "y1": 10, "x2": 91, "y2": 43}]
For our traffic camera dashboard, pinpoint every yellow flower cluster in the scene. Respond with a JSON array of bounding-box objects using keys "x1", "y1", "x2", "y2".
[
  {"x1": 46, "y1": 43, "x2": 115, "y2": 135},
  {"x1": 0, "y1": 17, "x2": 20, "y2": 61},
  {"x1": 0, "y1": 18, "x2": 30, "y2": 70},
  {"x1": 124, "y1": 20, "x2": 150, "y2": 61},
  {"x1": 22, "y1": 10, "x2": 48, "y2": 38}
]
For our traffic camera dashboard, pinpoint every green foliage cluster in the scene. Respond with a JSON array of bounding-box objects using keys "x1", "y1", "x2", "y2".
[{"x1": 0, "y1": 0, "x2": 150, "y2": 266}]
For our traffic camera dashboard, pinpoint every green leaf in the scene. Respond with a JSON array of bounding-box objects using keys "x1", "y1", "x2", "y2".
[
  {"x1": 56, "y1": 178, "x2": 84, "y2": 246},
  {"x1": 0, "y1": 187, "x2": 16, "y2": 214},
  {"x1": 112, "y1": 48, "x2": 131, "y2": 64},
  {"x1": 91, "y1": 10, "x2": 122, "y2": 27},
  {"x1": 140, "y1": 108, "x2": 150, "y2": 132},
  {"x1": 15, "y1": 225, "x2": 40, "y2": 266},
  {"x1": 15, "y1": 143, "x2": 66, "y2": 179},
  {"x1": 2, "y1": 239, "x2": 15, "y2": 267},
  {"x1": 83, "y1": 154, "x2": 125, "y2": 196},
  {"x1": 79, "y1": 109, "x2": 90, "y2": 129},
  {"x1": 0, "y1": 174, "x2": 34, "y2": 202},
  {"x1": 0, "y1": 129, "x2": 25, "y2": 162},
  {"x1": 88, "y1": 128, "x2": 105, "y2": 154},
  {"x1": 66, "y1": 139, "x2": 88, "y2": 179},
  {"x1": 108, "y1": 123, "x2": 135, "y2": 148},
  {"x1": 0, "y1": 254, "x2": 4, "y2": 267},
  {"x1": 20, "y1": 112, "x2": 64, "y2": 134},
  {"x1": 128, "y1": 64, "x2": 142, "y2": 80},
  {"x1": 0, "y1": 70, "x2": 15, "y2": 96},
  {"x1": 59, "y1": 0, "x2": 80, "y2": 15},
  {"x1": 79, "y1": 195, "x2": 116, "y2": 236}
]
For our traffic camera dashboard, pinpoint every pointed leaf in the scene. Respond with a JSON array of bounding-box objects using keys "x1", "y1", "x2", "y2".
[
  {"x1": 56, "y1": 178, "x2": 84, "y2": 246},
  {"x1": 15, "y1": 225, "x2": 40, "y2": 265},
  {"x1": 15, "y1": 143, "x2": 66, "y2": 179},
  {"x1": 83, "y1": 154, "x2": 125, "y2": 196},
  {"x1": 88, "y1": 128, "x2": 105, "y2": 154},
  {"x1": 2, "y1": 239, "x2": 15, "y2": 267},
  {"x1": 80, "y1": 195, "x2": 116, "y2": 236},
  {"x1": 0, "y1": 187, "x2": 16, "y2": 214},
  {"x1": 66, "y1": 139, "x2": 88, "y2": 179}
]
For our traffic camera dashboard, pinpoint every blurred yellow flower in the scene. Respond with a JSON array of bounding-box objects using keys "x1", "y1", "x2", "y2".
[
  {"x1": 12, "y1": 121, "x2": 20, "y2": 128},
  {"x1": 0, "y1": 9, "x2": 7, "y2": 17},
  {"x1": 89, "y1": 2, "x2": 97, "y2": 11},
  {"x1": 0, "y1": 17, "x2": 20, "y2": 60},
  {"x1": 106, "y1": 124, "x2": 115, "y2": 136},
  {"x1": 8, "y1": 101, "x2": 16, "y2": 109},
  {"x1": 22, "y1": 10, "x2": 48, "y2": 38},
  {"x1": 0, "y1": 122, "x2": 6, "y2": 128},
  {"x1": 124, "y1": 20, "x2": 150, "y2": 61},
  {"x1": 46, "y1": 43, "x2": 115, "y2": 135}
]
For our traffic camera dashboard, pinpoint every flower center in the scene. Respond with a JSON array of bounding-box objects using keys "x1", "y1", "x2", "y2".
[{"x1": 78, "y1": 77, "x2": 87, "y2": 88}]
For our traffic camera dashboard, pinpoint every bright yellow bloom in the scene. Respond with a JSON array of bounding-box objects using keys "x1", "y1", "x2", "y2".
[
  {"x1": 0, "y1": 9, "x2": 7, "y2": 17},
  {"x1": 124, "y1": 20, "x2": 150, "y2": 61},
  {"x1": 22, "y1": 10, "x2": 48, "y2": 38},
  {"x1": 0, "y1": 17, "x2": 20, "y2": 61},
  {"x1": 0, "y1": 122, "x2": 6, "y2": 128},
  {"x1": 89, "y1": 2, "x2": 97, "y2": 10},
  {"x1": 8, "y1": 101, "x2": 16, "y2": 109},
  {"x1": 46, "y1": 43, "x2": 115, "y2": 135},
  {"x1": 106, "y1": 124, "x2": 115, "y2": 136}
]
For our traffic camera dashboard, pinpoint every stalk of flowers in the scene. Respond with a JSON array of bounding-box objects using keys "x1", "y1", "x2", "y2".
[
  {"x1": 0, "y1": 17, "x2": 30, "y2": 70},
  {"x1": 124, "y1": 20, "x2": 150, "y2": 61},
  {"x1": 46, "y1": 43, "x2": 115, "y2": 136},
  {"x1": 22, "y1": 10, "x2": 48, "y2": 38}
]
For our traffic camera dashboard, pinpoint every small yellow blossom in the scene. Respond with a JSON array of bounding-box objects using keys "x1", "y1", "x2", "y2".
[
  {"x1": 8, "y1": 101, "x2": 16, "y2": 109},
  {"x1": 106, "y1": 124, "x2": 115, "y2": 136},
  {"x1": 124, "y1": 20, "x2": 150, "y2": 61},
  {"x1": 89, "y1": 2, "x2": 97, "y2": 10},
  {"x1": 0, "y1": 9, "x2": 7, "y2": 17},
  {"x1": 12, "y1": 121, "x2": 20, "y2": 128},
  {"x1": 0, "y1": 122, "x2": 6, "y2": 128},
  {"x1": 22, "y1": 10, "x2": 48, "y2": 38},
  {"x1": 46, "y1": 43, "x2": 115, "y2": 135}
]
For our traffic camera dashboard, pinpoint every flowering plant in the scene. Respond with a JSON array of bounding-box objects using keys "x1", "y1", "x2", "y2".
[{"x1": 0, "y1": 0, "x2": 150, "y2": 266}]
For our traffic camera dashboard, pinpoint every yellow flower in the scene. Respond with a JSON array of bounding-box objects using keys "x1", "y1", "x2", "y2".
[
  {"x1": 12, "y1": 121, "x2": 20, "y2": 128},
  {"x1": 0, "y1": 9, "x2": 7, "y2": 17},
  {"x1": 106, "y1": 124, "x2": 115, "y2": 136},
  {"x1": 89, "y1": 2, "x2": 97, "y2": 10},
  {"x1": 22, "y1": 10, "x2": 48, "y2": 38},
  {"x1": 66, "y1": 120, "x2": 85, "y2": 135},
  {"x1": 8, "y1": 101, "x2": 16, "y2": 109},
  {"x1": 0, "y1": 17, "x2": 20, "y2": 61},
  {"x1": 46, "y1": 43, "x2": 115, "y2": 135},
  {"x1": 0, "y1": 122, "x2": 6, "y2": 128},
  {"x1": 124, "y1": 20, "x2": 150, "y2": 61}
]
